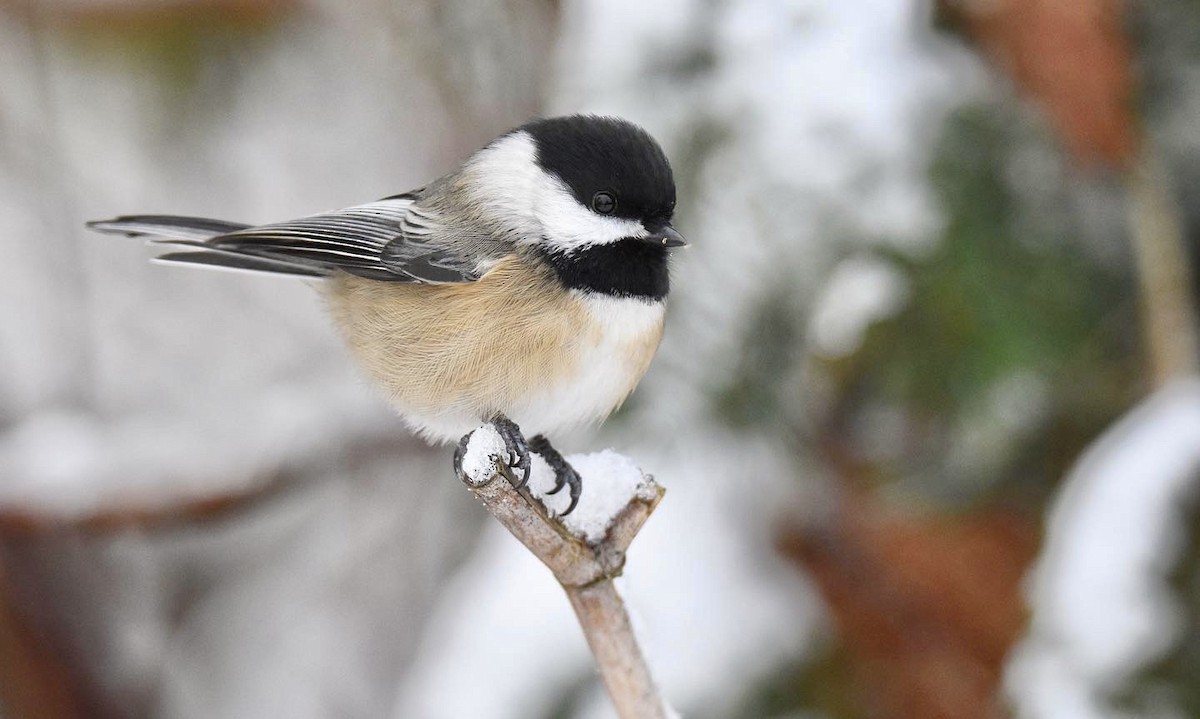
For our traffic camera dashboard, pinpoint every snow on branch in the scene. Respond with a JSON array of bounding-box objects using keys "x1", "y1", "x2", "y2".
[{"x1": 456, "y1": 423, "x2": 673, "y2": 719}]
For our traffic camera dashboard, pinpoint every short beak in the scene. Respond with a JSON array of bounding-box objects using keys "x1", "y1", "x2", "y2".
[{"x1": 647, "y1": 225, "x2": 687, "y2": 248}]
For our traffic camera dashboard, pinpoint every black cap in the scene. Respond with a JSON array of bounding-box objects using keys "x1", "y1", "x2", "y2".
[{"x1": 520, "y1": 115, "x2": 676, "y2": 228}]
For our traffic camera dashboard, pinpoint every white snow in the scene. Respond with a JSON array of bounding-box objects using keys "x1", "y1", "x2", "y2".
[
  {"x1": 532, "y1": 449, "x2": 654, "y2": 543},
  {"x1": 1005, "y1": 379, "x2": 1200, "y2": 719},
  {"x1": 459, "y1": 424, "x2": 507, "y2": 486},
  {"x1": 461, "y1": 424, "x2": 656, "y2": 543}
]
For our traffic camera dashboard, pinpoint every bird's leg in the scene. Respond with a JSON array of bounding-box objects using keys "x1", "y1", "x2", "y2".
[
  {"x1": 528, "y1": 435, "x2": 582, "y2": 516},
  {"x1": 488, "y1": 413, "x2": 532, "y2": 488}
]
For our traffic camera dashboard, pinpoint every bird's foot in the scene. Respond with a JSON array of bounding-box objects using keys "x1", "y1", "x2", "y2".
[
  {"x1": 453, "y1": 414, "x2": 532, "y2": 488},
  {"x1": 529, "y1": 434, "x2": 582, "y2": 516},
  {"x1": 489, "y1": 414, "x2": 532, "y2": 488}
]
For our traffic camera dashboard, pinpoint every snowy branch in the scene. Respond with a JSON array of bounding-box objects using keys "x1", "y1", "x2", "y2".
[{"x1": 456, "y1": 424, "x2": 671, "y2": 719}]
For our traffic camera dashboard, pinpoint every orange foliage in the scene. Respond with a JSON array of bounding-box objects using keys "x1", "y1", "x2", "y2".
[
  {"x1": 779, "y1": 492, "x2": 1039, "y2": 719},
  {"x1": 941, "y1": 0, "x2": 1138, "y2": 169}
]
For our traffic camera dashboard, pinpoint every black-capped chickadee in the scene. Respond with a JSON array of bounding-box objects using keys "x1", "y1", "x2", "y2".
[{"x1": 88, "y1": 115, "x2": 685, "y2": 514}]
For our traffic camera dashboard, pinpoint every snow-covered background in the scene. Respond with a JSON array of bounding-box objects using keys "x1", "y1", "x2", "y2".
[{"x1": 2, "y1": 0, "x2": 1199, "y2": 717}]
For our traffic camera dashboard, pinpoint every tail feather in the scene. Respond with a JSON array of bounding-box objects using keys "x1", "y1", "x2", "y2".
[
  {"x1": 87, "y1": 215, "x2": 252, "y2": 241},
  {"x1": 87, "y1": 214, "x2": 329, "y2": 278},
  {"x1": 154, "y1": 251, "x2": 329, "y2": 277}
]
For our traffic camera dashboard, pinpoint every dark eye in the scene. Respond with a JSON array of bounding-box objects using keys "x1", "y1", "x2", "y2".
[{"x1": 592, "y1": 191, "x2": 616, "y2": 215}]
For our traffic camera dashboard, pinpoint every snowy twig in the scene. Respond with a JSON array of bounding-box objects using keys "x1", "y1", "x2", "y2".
[{"x1": 456, "y1": 425, "x2": 670, "y2": 719}]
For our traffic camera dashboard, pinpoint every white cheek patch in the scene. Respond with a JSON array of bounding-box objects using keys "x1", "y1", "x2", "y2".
[
  {"x1": 532, "y1": 176, "x2": 646, "y2": 250},
  {"x1": 466, "y1": 131, "x2": 646, "y2": 251},
  {"x1": 463, "y1": 133, "x2": 541, "y2": 234}
]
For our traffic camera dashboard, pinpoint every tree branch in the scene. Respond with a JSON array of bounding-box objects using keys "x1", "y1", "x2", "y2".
[
  {"x1": 1127, "y1": 147, "x2": 1200, "y2": 385},
  {"x1": 455, "y1": 425, "x2": 671, "y2": 719}
]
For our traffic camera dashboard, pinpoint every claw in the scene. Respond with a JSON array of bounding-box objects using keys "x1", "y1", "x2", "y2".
[
  {"x1": 552, "y1": 472, "x2": 581, "y2": 516},
  {"x1": 490, "y1": 414, "x2": 532, "y2": 488},
  {"x1": 529, "y1": 435, "x2": 583, "y2": 516},
  {"x1": 452, "y1": 432, "x2": 471, "y2": 484},
  {"x1": 562, "y1": 474, "x2": 581, "y2": 516}
]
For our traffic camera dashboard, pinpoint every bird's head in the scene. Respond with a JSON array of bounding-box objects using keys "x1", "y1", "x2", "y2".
[{"x1": 462, "y1": 115, "x2": 685, "y2": 254}]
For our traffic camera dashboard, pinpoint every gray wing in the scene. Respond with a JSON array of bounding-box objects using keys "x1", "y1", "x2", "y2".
[{"x1": 203, "y1": 192, "x2": 499, "y2": 283}]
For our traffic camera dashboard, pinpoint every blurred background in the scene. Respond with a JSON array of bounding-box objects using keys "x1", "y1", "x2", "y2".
[{"x1": 2, "y1": 0, "x2": 1199, "y2": 717}]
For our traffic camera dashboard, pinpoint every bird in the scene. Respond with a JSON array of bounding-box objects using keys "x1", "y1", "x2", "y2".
[{"x1": 87, "y1": 114, "x2": 685, "y2": 515}]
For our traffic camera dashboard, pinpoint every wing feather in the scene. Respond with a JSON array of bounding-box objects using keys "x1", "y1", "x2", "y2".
[
  {"x1": 89, "y1": 190, "x2": 505, "y2": 283},
  {"x1": 206, "y1": 197, "x2": 485, "y2": 283}
]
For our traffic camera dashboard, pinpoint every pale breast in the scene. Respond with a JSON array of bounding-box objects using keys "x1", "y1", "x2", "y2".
[
  {"x1": 508, "y1": 292, "x2": 665, "y2": 437},
  {"x1": 324, "y1": 255, "x2": 665, "y2": 442}
]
